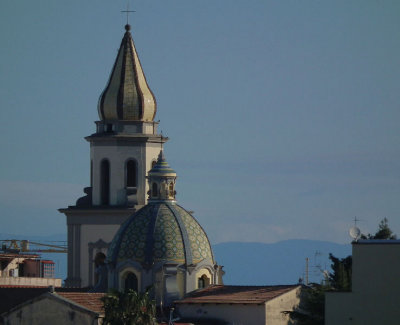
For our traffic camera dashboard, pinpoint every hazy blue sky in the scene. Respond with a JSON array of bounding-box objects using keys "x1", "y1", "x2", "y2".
[{"x1": 0, "y1": 1, "x2": 399, "y2": 244}]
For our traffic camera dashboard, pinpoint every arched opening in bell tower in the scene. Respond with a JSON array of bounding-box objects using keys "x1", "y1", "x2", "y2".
[
  {"x1": 152, "y1": 182, "x2": 158, "y2": 198},
  {"x1": 126, "y1": 159, "x2": 137, "y2": 187},
  {"x1": 100, "y1": 159, "x2": 110, "y2": 205}
]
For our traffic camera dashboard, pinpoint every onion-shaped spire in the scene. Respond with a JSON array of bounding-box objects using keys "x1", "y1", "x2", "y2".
[{"x1": 98, "y1": 24, "x2": 157, "y2": 121}]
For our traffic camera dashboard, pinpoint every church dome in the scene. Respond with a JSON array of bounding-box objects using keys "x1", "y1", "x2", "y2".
[
  {"x1": 98, "y1": 24, "x2": 157, "y2": 121},
  {"x1": 107, "y1": 202, "x2": 214, "y2": 266}
]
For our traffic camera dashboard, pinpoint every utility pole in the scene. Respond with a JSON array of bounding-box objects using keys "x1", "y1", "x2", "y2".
[{"x1": 305, "y1": 257, "x2": 309, "y2": 285}]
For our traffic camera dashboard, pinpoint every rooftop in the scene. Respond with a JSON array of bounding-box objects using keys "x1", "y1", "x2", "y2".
[
  {"x1": 57, "y1": 292, "x2": 104, "y2": 314},
  {"x1": 175, "y1": 285, "x2": 300, "y2": 305},
  {"x1": 0, "y1": 287, "x2": 104, "y2": 315},
  {"x1": 0, "y1": 287, "x2": 48, "y2": 314},
  {"x1": 355, "y1": 239, "x2": 400, "y2": 245}
]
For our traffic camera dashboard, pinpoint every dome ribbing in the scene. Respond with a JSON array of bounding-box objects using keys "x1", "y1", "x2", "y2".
[
  {"x1": 98, "y1": 24, "x2": 157, "y2": 121},
  {"x1": 107, "y1": 202, "x2": 214, "y2": 266}
]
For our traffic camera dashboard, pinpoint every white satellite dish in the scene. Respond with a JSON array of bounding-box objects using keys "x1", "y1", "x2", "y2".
[{"x1": 349, "y1": 226, "x2": 361, "y2": 241}]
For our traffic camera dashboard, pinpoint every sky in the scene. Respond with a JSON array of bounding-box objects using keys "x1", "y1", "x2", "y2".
[{"x1": 0, "y1": 1, "x2": 399, "y2": 244}]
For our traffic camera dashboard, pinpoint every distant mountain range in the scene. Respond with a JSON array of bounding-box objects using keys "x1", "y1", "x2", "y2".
[
  {"x1": 213, "y1": 240, "x2": 351, "y2": 285},
  {"x1": 1, "y1": 233, "x2": 351, "y2": 286}
]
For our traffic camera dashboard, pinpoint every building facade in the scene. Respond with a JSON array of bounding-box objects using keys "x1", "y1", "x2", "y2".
[
  {"x1": 59, "y1": 23, "x2": 224, "y2": 303},
  {"x1": 326, "y1": 240, "x2": 400, "y2": 325},
  {"x1": 59, "y1": 24, "x2": 167, "y2": 288},
  {"x1": 0, "y1": 289, "x2": 104, "y2": 325},
  {"x1": 176, "y1": 285, "x2": 301, "y2": 325},
  {"x1": 105, "y1": 150, "x2": 224, "y2": 306},
  {"x1": 0, "y1": 249, "x2": 61, "y2": 288}
]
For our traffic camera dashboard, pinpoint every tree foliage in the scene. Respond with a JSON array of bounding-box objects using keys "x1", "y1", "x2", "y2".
[
  {"x1": 286, "y1": 218, "x2": 397, "y2": 324},
  {"x1": 328, "y1": 254, "x2": 352, "y2": 291},
  {"x1": 284, "y1": 284, "x2": 327, "y2": 325},
  {"x1": 361, "y1": 218, "x2": 397, "y2": 240},
  {"x1": 101, "y1": 289, "x2": 157, "y2": 325},
  {"x1": 284, "y1": 253, "x2": 352, "y2": 325}
]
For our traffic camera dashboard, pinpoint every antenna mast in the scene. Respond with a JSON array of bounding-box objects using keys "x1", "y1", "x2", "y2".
[{"x1": 305, "y1": 257, "x2": 309, "y2": 285}]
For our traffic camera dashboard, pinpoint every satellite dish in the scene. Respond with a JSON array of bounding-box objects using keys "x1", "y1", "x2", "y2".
[{"x1": 349, "y1": 226, "x2": 361, "y2": 241}]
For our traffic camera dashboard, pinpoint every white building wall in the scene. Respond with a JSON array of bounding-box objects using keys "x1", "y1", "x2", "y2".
[
  {"x1": 3, "y1": 295, "x2": 101, "y2": 325},
  {"x1": 177, "y1": 304, "x2": 265, "y2": 325},
  {"x1": 326, "y1": 241, "x2": 400, "y2": 325},
  {"x1": 265, "y1": 287, "x2": 301, "y2": 325},
  {"x1": 91, "y1": 141, "x2": 162, "y2": 206},
  {"x1": 91, "y1": 143, "x2": 144, "y2": 206},
  {"x1": 80, "y1": 224, "x2": 120, "y2": 287},
  {"x1": 0, "y1": 277, "x2": 62, "y2": 287}
]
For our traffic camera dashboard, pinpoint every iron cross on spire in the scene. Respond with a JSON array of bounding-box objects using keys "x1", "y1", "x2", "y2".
[{"x1": 121, "y1": 3, "x2": 136, "y2": 25}]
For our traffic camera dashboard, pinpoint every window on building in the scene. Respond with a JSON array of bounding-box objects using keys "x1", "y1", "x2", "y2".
[
  {"x1": 124, "y1": 272, "x2": 138, "y2": 292},
  {"x1": 198, "y1": 274, "x2": 210, "y2": 289},
  {"x1": 106, "y1": 124, "x2": 113, "y2": 132},
  {"x1": 152, "y1": 183, "x2": 158, "y2": 198},
  {"x1": 100, "y1": 160, "x2": 110, "y2": 205},
  {"x1": 126, "y1": 160, "x2": 137, "y2": 187},
  {"x1": 198, "y1": 277, "x2": 205, "y2": 289},
  {"x1": 169, "y1": 183, "x2": 174, "y2": 197}
]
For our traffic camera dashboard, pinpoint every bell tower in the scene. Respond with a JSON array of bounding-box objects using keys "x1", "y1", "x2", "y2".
[{"x1": 60, "y1": 24, "x2": 167, "y2": 288}]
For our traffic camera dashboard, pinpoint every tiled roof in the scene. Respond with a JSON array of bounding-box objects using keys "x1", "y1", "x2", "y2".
[
  {"x1": 107, "y1": 202, "x2": 214, "y2": 266},
  {"x1": 0, "y1": 288, "x2": 105, "y2": 315},
  {"x1": 175, "y1": 285, "x2": 300, "y2": 304},
  {"x1": 57, "y1": 292, "x2": 105, "y2": 314}
]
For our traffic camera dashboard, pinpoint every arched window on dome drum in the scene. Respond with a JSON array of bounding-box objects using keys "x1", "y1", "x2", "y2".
[
  {"x1": 152, "y1": 183, "x2": 158, "y2": 198},
  {"x1": 124, "y1": 272, "x2": 138, "y2": 292},
  {"x1": 198, "y1": 274, "x2": 210, "y2": 289},
  {"x1": 169, "y1": 183, "x2": 174, "y2": 198},
  {"x1": 100, "y1": 160, "x2": 110, "y2": 205},
  {"x1": 126, "y1": 160, "x2": 137, "y2": 187}
]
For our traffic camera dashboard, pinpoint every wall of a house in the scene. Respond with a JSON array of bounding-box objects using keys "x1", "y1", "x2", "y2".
[
  {"x1": 177, "y1": 303, "x2": 265, "y2": 325},
  {"x1": 2, "y1": 296, "x2": 101, "y2": 325},
  {"x1": 326, "y1": 241, "x2": 400, "y2": 325},
  {"x1": 266, "y1": 287, "x2": 301, "y2": 325}
]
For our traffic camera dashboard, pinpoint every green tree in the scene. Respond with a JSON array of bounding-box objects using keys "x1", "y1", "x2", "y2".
[
  {"x1": 328, "y1": 254, "x2": 352, "y2": 291},
  {"x1": 101, "y1": 289, "x2": 157, "y2": 325},
  {"x1": 284, "y1": 254, "x2": 352, "y2": 324},
  {"x1": 361, "y1": 218, "x2": 397, "y2": 240},
  {"x1": 284, "y1": 284, "x2": 327, "y2": 325},
  {"x1": 286, "y1": 219, "x2": 397, "y2": 324}
]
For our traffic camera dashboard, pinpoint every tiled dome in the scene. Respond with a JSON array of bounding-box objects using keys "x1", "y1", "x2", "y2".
[{"x1": 107, "y1": 202, "x2": 214, "y2": 266}]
